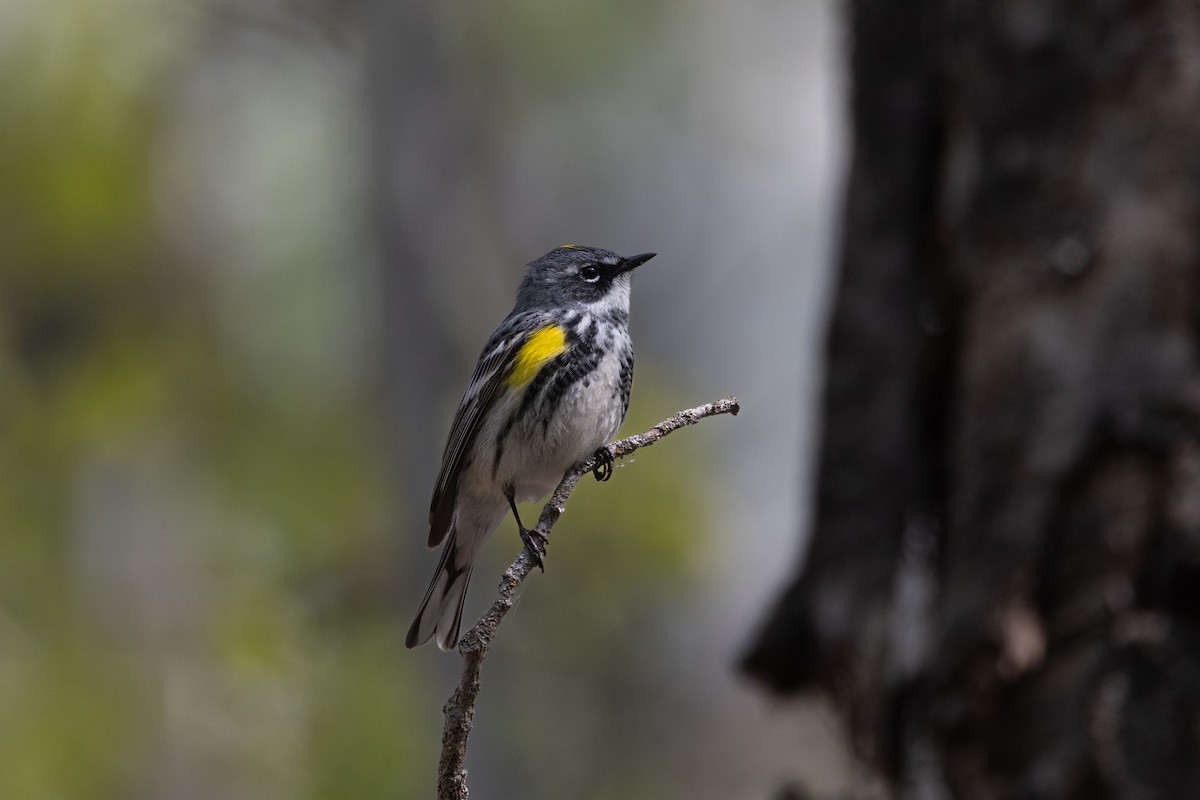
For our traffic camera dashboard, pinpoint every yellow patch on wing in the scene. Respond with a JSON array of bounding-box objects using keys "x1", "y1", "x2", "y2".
[
  {"x1": 559, "y1": 244, "x2": 578, "y2": 249},
  {"x1": 507, "y1": 325, "x2": 568, "y2": 388}
]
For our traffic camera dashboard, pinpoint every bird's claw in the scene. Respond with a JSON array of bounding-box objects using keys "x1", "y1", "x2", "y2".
[
  {"x1": 519, "y1": 525, "x2": 548, "y2": 572},
  {"x1": 592, "y1": 446, "x2": 615, "y2": 482}
]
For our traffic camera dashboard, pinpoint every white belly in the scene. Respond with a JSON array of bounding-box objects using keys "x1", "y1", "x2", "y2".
[{"x1": 473, "y1": 338, "x2": 629, "y2": 504}]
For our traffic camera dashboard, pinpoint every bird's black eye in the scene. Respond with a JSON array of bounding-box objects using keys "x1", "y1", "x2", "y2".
[{"x1": 580, "y1": 264, "x2": 601, "y2": 282}]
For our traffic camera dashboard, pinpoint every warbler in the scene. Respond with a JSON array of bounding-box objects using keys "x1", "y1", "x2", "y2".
[{"x1": 405, "y1": 245, "x2": 656, "y2": 650}]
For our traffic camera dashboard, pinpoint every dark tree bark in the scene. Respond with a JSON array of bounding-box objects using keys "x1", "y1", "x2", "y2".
[{"x1": 743, "y1": 3, "x2": 1200, "y2": 798}]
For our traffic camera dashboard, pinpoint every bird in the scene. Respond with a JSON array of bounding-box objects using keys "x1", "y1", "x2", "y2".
[{"x1": 405, "y1": 245, "x2": 656, "y2": 650}]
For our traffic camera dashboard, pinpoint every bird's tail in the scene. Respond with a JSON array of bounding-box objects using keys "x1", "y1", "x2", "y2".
[{"x1": 406, "y1": 526, "x2": 476, "y2": 651}]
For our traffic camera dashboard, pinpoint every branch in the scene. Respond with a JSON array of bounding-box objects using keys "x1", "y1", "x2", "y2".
[{"x1": 436, "y1": 396, "x2": 741, "y2": 799}]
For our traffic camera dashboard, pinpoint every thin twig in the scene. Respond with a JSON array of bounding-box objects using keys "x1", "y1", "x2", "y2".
[{"x1": 436, "y1": 396, "x2": 741, "y2": 799}]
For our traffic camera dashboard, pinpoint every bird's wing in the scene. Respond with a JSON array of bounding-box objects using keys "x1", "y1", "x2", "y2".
[{"x1": 426, "y1": 311, "x2": 549, "y2": 547}]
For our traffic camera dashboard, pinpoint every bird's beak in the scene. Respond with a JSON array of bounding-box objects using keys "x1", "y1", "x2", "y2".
[{"x1": 618, "y1": 252, "x2": 657, "y2": 273}]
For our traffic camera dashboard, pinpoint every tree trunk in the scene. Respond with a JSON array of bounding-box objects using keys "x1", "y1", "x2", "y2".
[{"x1": 742, "y1": 3, "x2": 1200, "y2": 798}]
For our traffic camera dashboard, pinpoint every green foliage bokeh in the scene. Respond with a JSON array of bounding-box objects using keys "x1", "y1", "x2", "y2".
[{"x1": 0, "y1": 3, "x2": 711, "y2": 797}]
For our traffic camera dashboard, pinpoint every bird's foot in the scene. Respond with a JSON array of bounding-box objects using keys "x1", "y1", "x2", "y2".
[
  {"x1": 519, "y1": 525, "x2": 548, "y2": 572},
  {"x1": 592, "y1": 446, "x2": 615, "y2": 482}
]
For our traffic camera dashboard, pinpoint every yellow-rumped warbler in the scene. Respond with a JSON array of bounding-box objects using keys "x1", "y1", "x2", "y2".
[{"x1": 405, "y1": 245, "x2": 656, "y2": 650}]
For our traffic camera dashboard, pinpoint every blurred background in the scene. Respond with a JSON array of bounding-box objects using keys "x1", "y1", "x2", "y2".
[{"x1": 0, "y1": 0, "x2": 848, "y2": 796}]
